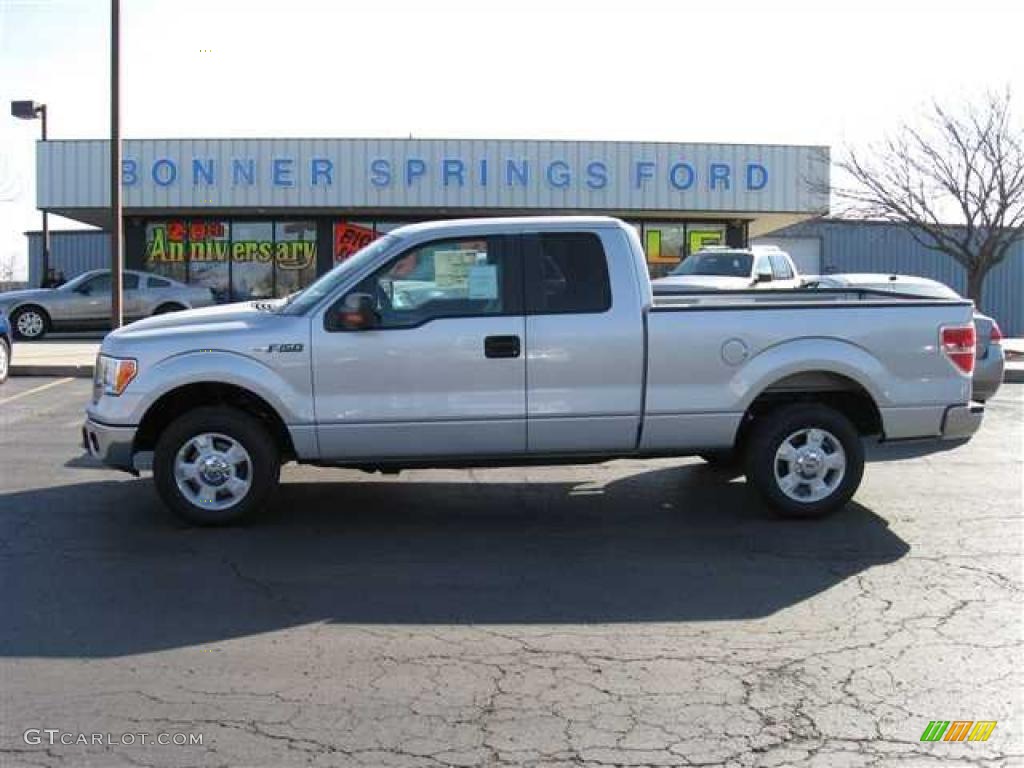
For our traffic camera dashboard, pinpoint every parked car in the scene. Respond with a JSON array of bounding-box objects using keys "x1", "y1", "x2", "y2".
[
  {"x1": 0, "y1": 269, "x2": 215, "y2": 341},
  {"x1": 0, "y1": 311, "x2": 11, "y2": 384},
  {"x1": 804, "y1": 274, "x2": 1005, "y2": 402},
  {"x1": 652, "y1": 245, "x2": 801, "y2": 291},
  {"x1": 83, "y1": 217, "x2": 984, "y2": 526}
]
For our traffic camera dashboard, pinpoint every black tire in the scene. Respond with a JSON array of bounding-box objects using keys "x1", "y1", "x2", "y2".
[
  {"x1": 153, "y1": 406, "x2": 280, "y2": 526},
  {"x1": 745, "y1": 403, "x2": 864, "y2": 519},
  {"x1": 0, "y1": 338, "x2": 9, "y2": 384},
  {"x1": 11, "y1": 305, "x2": 50, "y2": 340},
  {"x1": 700, "y1": 450, "x2": 739, "y2": 468},
  {"x1": 153, "y1": 303, "x2": 186, "y2": 315}
]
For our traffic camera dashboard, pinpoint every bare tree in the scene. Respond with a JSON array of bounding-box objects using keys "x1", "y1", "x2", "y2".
[
  {"x1": 0, "y1": 251, "x2": 17, "y2": 283},
  {"x1": 832, "y1": 90, "x2": 1024, "y2": 309}
]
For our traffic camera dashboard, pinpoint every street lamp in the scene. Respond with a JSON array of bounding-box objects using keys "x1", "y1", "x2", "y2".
[{"x1": 10, "y1": 100, "x2": 49, "y2": 286}]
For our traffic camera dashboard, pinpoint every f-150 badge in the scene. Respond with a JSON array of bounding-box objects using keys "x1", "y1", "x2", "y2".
[{"x1": 255, "y1": 343, "x2": 304, "y2": 353}]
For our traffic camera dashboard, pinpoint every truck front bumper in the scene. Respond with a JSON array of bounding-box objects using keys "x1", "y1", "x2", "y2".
[
  {"x1": 82, "y1": 418, "x2": 137, "y2": 472},
  {"x1": 941, "y1": 402, "x2": 985, "y2": 440}
]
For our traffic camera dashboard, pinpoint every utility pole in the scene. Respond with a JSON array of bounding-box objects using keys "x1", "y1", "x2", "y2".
[{"x1": 110, "y1": 0, "x2": 123, "y2": 329}]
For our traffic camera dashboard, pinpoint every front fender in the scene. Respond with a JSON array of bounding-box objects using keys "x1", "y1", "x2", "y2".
[{"x1": 88, "y1": 349, "x2": 313, "y2": 427}]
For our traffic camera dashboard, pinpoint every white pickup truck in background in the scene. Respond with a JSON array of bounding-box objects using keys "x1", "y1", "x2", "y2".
[
  {"x1": 83, "y1": 217, "x2": 984, "y2": 525},
  {"x1": 652, "y1": 245, "x2": 802, "y2": 291}
]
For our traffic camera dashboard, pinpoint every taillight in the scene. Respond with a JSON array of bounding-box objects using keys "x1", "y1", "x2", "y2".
[
  {"x1": 940, "y1": 325, "x2": 976, "y2": 375},
  {"x1": 990, "y1": 321, "x2": 1003, "y2": 343}
]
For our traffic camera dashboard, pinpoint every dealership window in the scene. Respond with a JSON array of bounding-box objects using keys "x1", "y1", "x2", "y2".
[
  {"x1": 144, "y1": 221, "x2": 188, "y2": 284},
  {"x1": 230, "y1": 221, "x2": 273, "y2": 300},
  {"x1": 333, "y1": 221, "x2": 379, "y2": 264},
  {"x1": 144, "y1": 219, "x2": 321, "y2": 302},
  {"x1": 641, "y1": 223, "x2": 726, "y2": 277},
  {"x1": 187, "y1": 220, "x2": 230, "y2": 303},
  {"x1": 275, "y1": 221, "x2": 318, "y2": 296}
]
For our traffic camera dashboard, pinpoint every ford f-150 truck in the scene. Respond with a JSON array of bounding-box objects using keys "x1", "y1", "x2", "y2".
[{"x1": 83, "y1": 217, "x2": 984, "y2": 525}]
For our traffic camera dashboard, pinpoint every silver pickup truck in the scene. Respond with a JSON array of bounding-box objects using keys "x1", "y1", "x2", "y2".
[{"x1": 83, "y1": 217, "x2": 984, "y2": 525}]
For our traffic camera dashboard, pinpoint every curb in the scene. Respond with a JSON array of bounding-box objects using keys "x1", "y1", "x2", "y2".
[{"x1": 10, "y1": 365, "x2": 94, "y2": 378}]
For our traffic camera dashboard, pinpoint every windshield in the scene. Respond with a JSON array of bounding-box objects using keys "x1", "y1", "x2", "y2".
[
  {"x1": 57, "y1": 271, "x2": 99, "y2": 291},
  {"x1": 669, "y1": 252, "x2": 753, "y2": 278},
  {"x1": 278, "y1": 235, "x2": 396, "y2": 315}
]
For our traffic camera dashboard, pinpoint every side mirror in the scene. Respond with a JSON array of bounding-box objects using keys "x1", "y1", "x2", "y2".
[
  {"x1": 755, "y1": 270, "x2": 773, "y2": 284},
  {"x1": 336, "y1": 292, "x2": 378, "y2": 330},
  {"x1": 75, "y1": 285, "x2": 91, "y2": 295}
]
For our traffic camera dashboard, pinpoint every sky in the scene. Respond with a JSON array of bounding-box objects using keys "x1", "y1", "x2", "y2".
[{"x1": 1, "y1": 0, "x2": 1022, "y2": 279}]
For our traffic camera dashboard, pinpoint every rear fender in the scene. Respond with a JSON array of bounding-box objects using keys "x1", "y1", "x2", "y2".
[{"x1": 733, "y1": 337, "x2": 889, "y2": 411}]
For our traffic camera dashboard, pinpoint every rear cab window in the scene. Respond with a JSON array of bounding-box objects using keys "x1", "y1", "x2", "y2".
[
  {"x1": 524, "y1": 232, "x2": 611, "y2": 314},
  {"x1": 769, "y1": 253, "x2": 794, "y2": 280}
]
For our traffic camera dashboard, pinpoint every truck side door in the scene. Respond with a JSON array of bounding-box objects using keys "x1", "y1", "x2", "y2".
[
  {"x1": 312, "y1": 234, "x2": 527, "y2": 460},
  {"x1": 523, "y1": 229, "x2": 645, "y2": 453}
]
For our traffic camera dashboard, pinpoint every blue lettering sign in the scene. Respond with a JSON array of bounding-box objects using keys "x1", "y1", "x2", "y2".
[
  {"x1": 311, "y1": 158, "x2": 333, "y2": 186},
  {"x1": 479, "y1": 159, "x2": 488, "y2": 187},
  {"x1": 192, "y1": 158, "x2": 215, "y2": 186},
  {"x1": 273, "y1": 158, "x2": 294, "y2": 187},
  {"x1": 152, "y1": 158, "x2": 177, "y2": 187},
  {"x1": 506, "y1": 159, "x2": 529, "y2": 186},
  {"x1": 122, "y1": 159, "x2": 137, "y2": 186},
  {"x1": 710, "y1": 163, "x2": 730, "y2": 191},
  {"x1": 232, "y1": 158, "x2": 255, "y2": 186},
  {"x1": 405, "y1": 158, "x2": 427, "y2": 186},
  {"x1": 634, "y1": 161, "x2": 655, "y2": 188},
  {"x1": 443, "y1": 158, "x2": 465, "y2": 187},
  {"x1": 669, "y1": 162, "x2": 695, "y2": 191},
  {"x1": 585, "y1": 161, "x2": 607, "y2": 190},
  {"x1": 370, "y1": 159, "x2": 391, "y2": 187},
  {"x1": 746, "y1": 163, "x2": 768, "y2": 191},
  {"x1": 546, "y1": 160, "x2": 571, "y2": 189}
]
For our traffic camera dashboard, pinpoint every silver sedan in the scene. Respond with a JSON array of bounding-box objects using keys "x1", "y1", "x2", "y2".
[{"x1": 0, "y1": 269, "x2": 215, "y2": 340}]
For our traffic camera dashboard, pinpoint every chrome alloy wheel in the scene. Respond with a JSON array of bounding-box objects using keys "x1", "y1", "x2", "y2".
[
  {"x1": 16, "y1": 310, "x2": 45, "y2": 339},
  {"x1": 174, "y1": 432, "x2": 253, "y2": 510},
  {"x1": 773, "y1": 427, "x2": 846, "y2": 503}
]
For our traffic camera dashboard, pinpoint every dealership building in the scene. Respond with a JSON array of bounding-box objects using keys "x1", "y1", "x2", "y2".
[{"x1": 31, "y1": 137, "x2": 829, "y2": 302}]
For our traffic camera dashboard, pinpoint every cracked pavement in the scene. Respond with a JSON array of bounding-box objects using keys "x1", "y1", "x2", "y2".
[{"x1": 0, "y1": 378, "x2": 1021, "y2": 767}]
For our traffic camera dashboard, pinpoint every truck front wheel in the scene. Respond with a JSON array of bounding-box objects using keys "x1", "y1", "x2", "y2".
[
  {"x1": 153, "y1": 406, "x2": 280, "y2": 525},
  {"x1": 745, "y1": 403, "x2": 864, "y2": 519}
]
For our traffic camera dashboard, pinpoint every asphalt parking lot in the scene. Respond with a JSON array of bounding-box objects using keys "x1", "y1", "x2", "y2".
[{"x1": 1, "y1": 378, "x2": 1021, "y2": 767}]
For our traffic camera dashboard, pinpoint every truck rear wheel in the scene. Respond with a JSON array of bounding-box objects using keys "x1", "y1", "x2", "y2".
[
  {"x1": 745, "y1": 403, "x2": 864, "y2": 519},
  {"x1": 153, "y1": 406, "x2": 280, "y2": 525}
]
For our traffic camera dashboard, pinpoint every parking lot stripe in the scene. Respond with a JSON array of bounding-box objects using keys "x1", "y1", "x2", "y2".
[{"x1": 0, "y1": 377, "x2": 76, "y2": 406}]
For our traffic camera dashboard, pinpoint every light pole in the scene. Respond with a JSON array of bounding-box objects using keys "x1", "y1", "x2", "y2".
[
  {"x1": 110, "y1": 0, "x2": 123, "y2": 329},
  {"x1": 10, "y1": 100, "x2": 49, "y2": 286}
]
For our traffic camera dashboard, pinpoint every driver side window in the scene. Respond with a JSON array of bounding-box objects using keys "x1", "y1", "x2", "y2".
[{"x1": 338, "y1": 236, "x2": 519, "y2": 330}]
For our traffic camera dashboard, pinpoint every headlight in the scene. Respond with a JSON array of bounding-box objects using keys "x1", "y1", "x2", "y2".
[{"x1": 95, "y1": 354, "x2": 138, "y2": 396}]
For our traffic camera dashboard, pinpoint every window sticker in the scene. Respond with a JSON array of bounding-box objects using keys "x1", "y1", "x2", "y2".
[
  {"x1": 467, "y1": 264, "x2": 499, "y2": 299},
  {"x1": 433, "y1": 250, "x2": 480, "y2": 289}
]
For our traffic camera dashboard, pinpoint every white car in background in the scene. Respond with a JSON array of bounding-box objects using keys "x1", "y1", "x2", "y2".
[
  {"x1": 804, "y1": 273, "x2": 1005, "y2": 402},
  {"x1": 652, "y1": 245, "x2": 802, "y2": 291}
]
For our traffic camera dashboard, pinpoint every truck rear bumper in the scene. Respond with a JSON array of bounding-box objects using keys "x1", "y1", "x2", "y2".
[
  {"x1": 82, "y1": 418, "x2": 137, "y2": 472},
  {"x1": 941, "y1": 402, "x2": 984, "y2": 440}
]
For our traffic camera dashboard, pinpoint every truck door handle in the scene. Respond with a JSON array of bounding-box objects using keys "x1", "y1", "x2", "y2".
[{"x1": 484, "y1": 335, "x2": 521, "y2": 359}]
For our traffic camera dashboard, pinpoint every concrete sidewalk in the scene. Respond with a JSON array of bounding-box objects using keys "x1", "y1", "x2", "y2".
[
  {"x1": 8, "y1": 337, "x2": 1024, "y2": 382},
  {"x1": 10, "y1": 340, "x2": 99, "y2": 378}
]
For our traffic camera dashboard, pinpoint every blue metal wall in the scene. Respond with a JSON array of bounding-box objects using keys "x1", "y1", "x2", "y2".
[
  {"x1": 27, "y1": 230, "x2": 110, "y2": 287},
  {"x1": 769, "y1": 219, "x2": 1024, "y2": 336}
]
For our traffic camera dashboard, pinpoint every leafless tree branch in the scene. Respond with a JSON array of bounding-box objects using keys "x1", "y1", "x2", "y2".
[{"x1": 827, "y1": 89, "x2": 1024, "y2": 308}]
